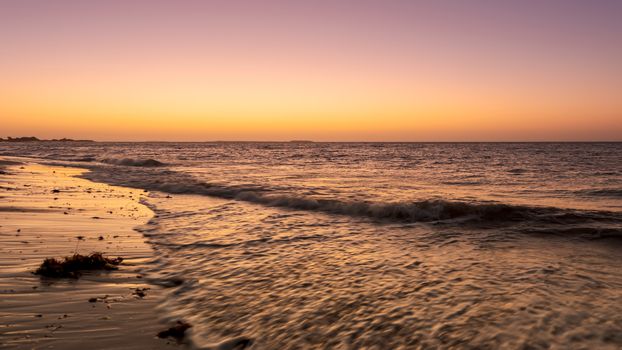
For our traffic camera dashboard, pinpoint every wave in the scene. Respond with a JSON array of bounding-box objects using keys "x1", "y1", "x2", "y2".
[
  {"x1": 99, "y1": 158, "x2": 165, "y2": 167},
  {"x1": 0, "y1": 159, "x2": 23, "y2": 174},
  {"x1": 575, "y1": 188, "x2": 622, "y2": 199},
  {"x1": 520, "y1": 226, "x2": 622, "y2": 240},
  {"x1": 73, "y1": 156, "x2": 97, "y2": 162},
  {"x1": 77, "y1": 164, "x2": 622, "y2": 227},
  {"x1": 233, "y1": 193, "x2": 622, "y2": 226},
  {"x1": 235, "y1": 192, "x2": 532, "y2": 222}
]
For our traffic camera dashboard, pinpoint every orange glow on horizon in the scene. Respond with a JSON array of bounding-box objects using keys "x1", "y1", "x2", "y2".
[{"x1": 1, "y1": 1, "x2": 621, "y2": 141}]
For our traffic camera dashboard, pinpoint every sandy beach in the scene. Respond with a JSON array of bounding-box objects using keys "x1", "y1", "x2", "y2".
[{"x1": 0, "y1": 158, "x2": 177, "y2": 349}]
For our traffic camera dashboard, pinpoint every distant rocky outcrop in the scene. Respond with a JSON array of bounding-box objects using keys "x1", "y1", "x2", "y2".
[
  {"x1": 0, "y1": 136, "x2": 94, "y2": 142},
  {"x1": 0, "y1": 136, "x2": 40, "y2": 142}
]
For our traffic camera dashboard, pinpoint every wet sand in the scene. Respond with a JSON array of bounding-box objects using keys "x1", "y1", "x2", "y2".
[{"x1": 0, "y1": 159, "x2": 176, "y2": 349}]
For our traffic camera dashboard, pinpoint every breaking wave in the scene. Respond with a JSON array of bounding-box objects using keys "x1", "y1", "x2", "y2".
[
  {"x1": 78, "y1": 164, "x2": 622, "y2": 227},
  {"x1": 99, "y1": 158, "x2": 166, "y2": 167}
]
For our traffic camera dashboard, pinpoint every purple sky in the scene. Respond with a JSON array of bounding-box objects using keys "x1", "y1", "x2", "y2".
[{"x1": 1, "y1": 0, "x2": 621, "y2": 141}]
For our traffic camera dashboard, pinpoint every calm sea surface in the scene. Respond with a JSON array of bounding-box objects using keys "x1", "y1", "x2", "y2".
[{"x1": 2, "y1": 142, "x2": 622, "y2": 349}]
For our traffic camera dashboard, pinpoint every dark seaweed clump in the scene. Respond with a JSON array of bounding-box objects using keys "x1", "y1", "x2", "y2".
[
  {"x1": 34, "y1": 253, "x2": 123, "y2": 278},
  {"x1": 157, "y1": 321, "x2": 193, "y2": 341}
]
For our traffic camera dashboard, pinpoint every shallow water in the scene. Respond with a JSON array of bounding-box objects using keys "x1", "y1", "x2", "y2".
[{"x1": 2, "y1": 142, "x2": 622, "y2": 348}]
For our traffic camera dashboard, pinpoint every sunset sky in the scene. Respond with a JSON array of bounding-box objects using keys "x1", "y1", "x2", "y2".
[{"x1": 1, "y1": 0, "x2": 621, "y2": 141}]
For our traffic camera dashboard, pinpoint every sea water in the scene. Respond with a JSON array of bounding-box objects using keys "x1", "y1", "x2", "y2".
[{"x1": 2, "y1": 142, "x2": 622, "y2": 349}]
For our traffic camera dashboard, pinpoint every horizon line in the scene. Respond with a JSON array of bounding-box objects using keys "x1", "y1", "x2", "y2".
[{"x1": 3, "y1": 138, "x2": 622, "y2": 144}]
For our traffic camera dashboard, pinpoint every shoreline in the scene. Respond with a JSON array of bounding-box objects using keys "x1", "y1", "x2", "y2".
[{"x1": 0, "y1": 159, "x2": 178, "y2": 349}]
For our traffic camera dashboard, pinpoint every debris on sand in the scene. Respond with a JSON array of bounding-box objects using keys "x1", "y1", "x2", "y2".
[
  {"x1": 132, "y1": 287, "x2": 149, "y2": 298},
  {"x1": 51, "y1": 189, "x2": 60, "y2": 193},
  {"x1": 98, "y1": 235, "x2": 104, "y2": 240},
  {"x1": 157, "y1": 321, "x2": 192, "y2": 342},
  {"x1": 34, "y1": 253, "x2": 124, "y2": 278}
]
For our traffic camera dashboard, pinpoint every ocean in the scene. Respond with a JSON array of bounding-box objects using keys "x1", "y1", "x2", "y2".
[{"x1": 2, "y1": 142, "x2": 622, "y2": 348}]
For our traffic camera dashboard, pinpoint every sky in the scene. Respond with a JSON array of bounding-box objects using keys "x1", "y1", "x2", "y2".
[{"x1": 1, "y1": 0, "x2": 621, "y2": 141}]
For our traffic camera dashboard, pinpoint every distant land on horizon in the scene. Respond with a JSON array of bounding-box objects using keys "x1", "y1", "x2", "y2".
[
  {"x1": 0, "y1": 136, "x2": 95, "y2": 143},
  {"x1": 1, "y1": 137, "x2": 621, "y2": 144}
]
